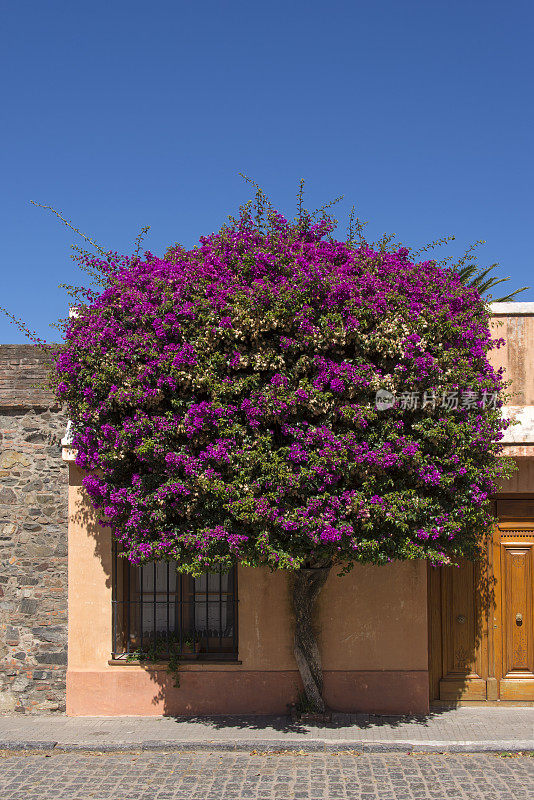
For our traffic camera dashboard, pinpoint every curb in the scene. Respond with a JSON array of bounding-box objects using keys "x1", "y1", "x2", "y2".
[
  {"x1": 0, "y1": 741, "x2": 58, "y2": 751},
  {"x1": 0, "y1": 739, "x2": 532, "y2": 754}
]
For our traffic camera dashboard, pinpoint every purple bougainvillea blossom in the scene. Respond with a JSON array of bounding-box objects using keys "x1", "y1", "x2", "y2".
[{"x1": 54, "y1": 206, "x2": 510, "y2": 573}]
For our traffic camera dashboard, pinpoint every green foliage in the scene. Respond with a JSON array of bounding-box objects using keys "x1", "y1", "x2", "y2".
[{"x1": 54, "y1": 191, "x2": 513, "y2": 576}]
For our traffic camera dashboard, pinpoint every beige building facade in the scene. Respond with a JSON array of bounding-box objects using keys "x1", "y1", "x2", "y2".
[{"x1": 65, "y1": 304, "x2": 534, "y2": 716}]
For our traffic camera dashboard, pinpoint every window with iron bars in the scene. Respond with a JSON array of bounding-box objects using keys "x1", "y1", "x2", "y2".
[{"x1": 111, "y1": 543, "x2": 238, "y2": 662}]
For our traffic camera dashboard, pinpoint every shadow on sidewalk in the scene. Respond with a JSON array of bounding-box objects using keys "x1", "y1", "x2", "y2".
[{"x1": 149, "y1": 707, "x2": 455, "y2": 735}]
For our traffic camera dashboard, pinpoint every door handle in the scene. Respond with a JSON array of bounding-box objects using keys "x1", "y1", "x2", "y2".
[{"x1": 516, "y1": 613, "x2": 523, "y2": 626}]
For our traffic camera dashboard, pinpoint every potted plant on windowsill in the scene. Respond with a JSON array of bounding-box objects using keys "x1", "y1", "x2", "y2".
[{"x1": 181, "y1": 633, "x2": 201, "y2": 658}]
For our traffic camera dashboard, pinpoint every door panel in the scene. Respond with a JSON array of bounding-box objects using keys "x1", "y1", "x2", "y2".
[
  {"x1": 496, "y1": 530, "x2": 534, "y2": 700},
  {"x1": 429, "y1": 508, "x2": 534, "y2": 703},
  {"x1": 438, "y1": 558, "x2": 489, "y2": 701}
]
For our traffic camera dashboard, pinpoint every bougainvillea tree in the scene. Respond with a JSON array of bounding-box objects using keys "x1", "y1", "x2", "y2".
[{"x1": 53, "y1": 198, "x2": 511, "y2": 711}]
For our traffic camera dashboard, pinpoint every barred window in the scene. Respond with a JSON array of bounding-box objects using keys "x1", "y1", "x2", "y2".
[{"x1": 111, "y1": 544, "x2": 238, "y2": 662}]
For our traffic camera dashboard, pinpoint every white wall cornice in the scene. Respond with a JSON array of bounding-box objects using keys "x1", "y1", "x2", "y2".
[{"x1": 490, "y1": 302, "x2": 534, "y2": 316}]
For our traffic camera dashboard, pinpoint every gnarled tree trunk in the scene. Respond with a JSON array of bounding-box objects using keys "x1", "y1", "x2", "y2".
[{"x1": 291, "y1": 564, "x2": 331, "y2": 713}]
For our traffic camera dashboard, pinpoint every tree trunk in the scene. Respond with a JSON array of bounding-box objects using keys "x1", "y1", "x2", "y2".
[{"x1": 291, "y1": 564, "x2": 331, "y2": 713}]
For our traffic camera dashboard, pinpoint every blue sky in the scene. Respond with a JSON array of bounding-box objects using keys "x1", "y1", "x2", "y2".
[{"x1": 1, "y1": 0, "x2": 533, "y2": 342}]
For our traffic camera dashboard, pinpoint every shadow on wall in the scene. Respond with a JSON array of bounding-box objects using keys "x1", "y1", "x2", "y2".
[
  {"x1": 70, "y1": 464, "x2": 112, "y2": 590},
  {"x1": 72, "y1": 465, "x2": 302, "y2": 715},
  {"x1": 73, "y1": 462, "x2": 470, "y2": 717}
]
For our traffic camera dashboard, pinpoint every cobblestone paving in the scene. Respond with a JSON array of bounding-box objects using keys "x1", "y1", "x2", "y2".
[{"x1": 0, "y1": 750, "x2": 532, "y2": 799}]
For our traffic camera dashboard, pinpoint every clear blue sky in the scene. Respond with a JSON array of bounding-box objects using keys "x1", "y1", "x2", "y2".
[{"x1": 2, "y1": 0, "x2": 533, "y2": 342}]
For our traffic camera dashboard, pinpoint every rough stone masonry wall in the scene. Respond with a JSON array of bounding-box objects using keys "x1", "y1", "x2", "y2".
[{"x1": 0, "y1": 345, "x2": 67, "y2": 713}]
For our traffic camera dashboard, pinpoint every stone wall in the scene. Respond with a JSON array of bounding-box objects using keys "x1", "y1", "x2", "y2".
[{"x1": 0, "y1": 345, "x2": 67, "y2": 713}]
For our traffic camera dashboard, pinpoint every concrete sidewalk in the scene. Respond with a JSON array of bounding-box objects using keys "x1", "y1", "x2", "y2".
[{"x1": 0, "y1": 706, "x2": 533, "y2": 753}]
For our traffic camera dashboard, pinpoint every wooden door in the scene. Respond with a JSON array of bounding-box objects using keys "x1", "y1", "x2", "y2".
[
  {"x1": 429, "y1": 556, "x2": 491, "y2": 701},
  {"x1": 494, "y1": 523, "x2": 534, "y2": 700},
  {"x1": 429, "y1": 499, "x2": 534, "y2": 702}
]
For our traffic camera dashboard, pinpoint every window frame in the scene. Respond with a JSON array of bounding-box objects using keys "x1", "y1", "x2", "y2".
[{"x1": 111, "y1": 541, "x2": 239, "y2": 663}]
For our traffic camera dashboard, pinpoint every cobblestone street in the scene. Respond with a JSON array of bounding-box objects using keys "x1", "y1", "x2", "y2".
[{"x1": 0, "y1": 750, "x2": 532, "y2": 800}]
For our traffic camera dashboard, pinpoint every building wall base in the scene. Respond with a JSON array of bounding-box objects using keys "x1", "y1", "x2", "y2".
[{"x1": 66, "y1": 668, "x2": 429, "y2": 716}]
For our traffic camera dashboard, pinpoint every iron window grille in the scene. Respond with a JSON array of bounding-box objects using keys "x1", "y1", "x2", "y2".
[{"x1": 111, "y1": 542, "x2": 238, "y2": 662}]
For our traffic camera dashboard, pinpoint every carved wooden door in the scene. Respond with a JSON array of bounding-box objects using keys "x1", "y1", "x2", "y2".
[
  {"x1": 494, "y1": 522, "x2": 534, "y2": 700},
  {"x1": 429, "y1": 502, "x2": 534, "y2": 702},
  {"x1": 433, "y1": 556, "x2": 490, "y2": 701}
]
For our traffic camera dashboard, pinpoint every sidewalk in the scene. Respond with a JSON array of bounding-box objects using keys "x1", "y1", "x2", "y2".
[{"x1": 0, "y1": 706, "x2": 533, "y2": 753}]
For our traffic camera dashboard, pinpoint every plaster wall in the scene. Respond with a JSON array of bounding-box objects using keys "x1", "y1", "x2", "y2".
[
  {"x1": 490, "y1": 309, "x2": 534, "y2": 488},
  {"x1": 490, "y1": 310, "x2": 534, "y2": 406},
  {"x1": 66, "y1": 307, "x2": 534, "y2": 715},
  {"x1": 66, "y1": 467, "x2": 429, "y2": 715}
]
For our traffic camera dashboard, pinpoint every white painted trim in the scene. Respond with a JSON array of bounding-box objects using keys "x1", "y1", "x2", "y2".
[
  {"x1": 501, "y1": 406, "x2": 534, "y2": 444},
  {"x1": 61, "y1": 419, "x2": 74, "y2": 447},
  {"x1": 490, "y1": 302, "x2": 534, "y2": 316}
]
